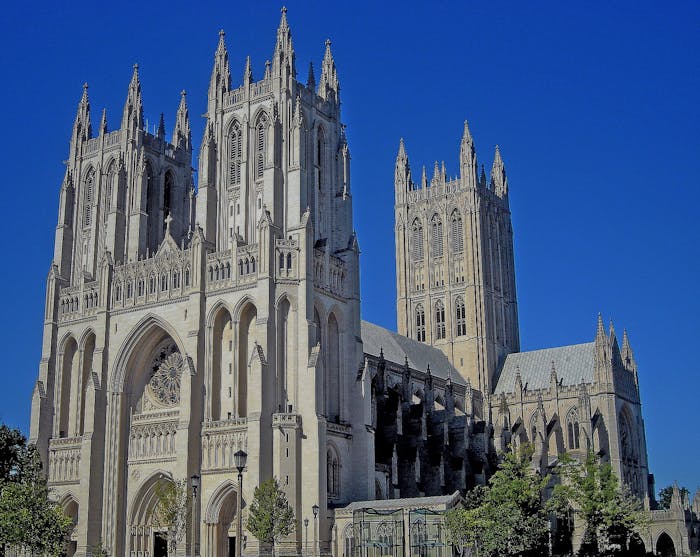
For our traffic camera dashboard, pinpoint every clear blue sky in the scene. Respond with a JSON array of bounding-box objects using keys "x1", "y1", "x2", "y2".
[{"x1": 0, "y1": 1, "x2": 697, "y2": 493}]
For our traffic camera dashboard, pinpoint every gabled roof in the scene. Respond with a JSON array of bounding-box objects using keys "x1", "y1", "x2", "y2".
[
  {"x1": 361, "y1": 321, "x2": 466, "y2": 386},
  {"x1": 494, "y1": 342, "x2": 595, "y2": 395}
]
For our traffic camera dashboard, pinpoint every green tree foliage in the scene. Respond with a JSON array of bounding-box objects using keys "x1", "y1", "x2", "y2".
[
  {"x1": 445, "y1": 445, "x2": 549, "y2": 557},
  {"x1": 657, "y1": 485, "x2": 689, "y2": 510},
  {"x1": 549, "y1": 451, "x2": 650, "y2": 556},
  {"x1": 0, "y1": 425, "x2": 73, "y2": 556},
  {"x1": 246, "y1": 478, "x2": 295, "y2": 554},
  {"x1": 86, "y1": 539, "x2": 110, "y2": 557},
  {"x1": 152, "y1": 478, "x2": 191, "y2": 555}
]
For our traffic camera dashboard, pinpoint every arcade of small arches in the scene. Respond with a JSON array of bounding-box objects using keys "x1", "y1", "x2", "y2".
[{"x1": 413, "y1": 297, "x2": 468, "y2": 343}]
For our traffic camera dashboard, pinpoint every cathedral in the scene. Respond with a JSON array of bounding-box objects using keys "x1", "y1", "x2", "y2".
[{"x1": 28, "y1": 8, "x2": 697, "y2": 557}]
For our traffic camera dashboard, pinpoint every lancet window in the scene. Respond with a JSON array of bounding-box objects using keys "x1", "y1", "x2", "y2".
[
  {"x1": 415, "y1": 304, "x2": 426, "y2": 342},
  {"x1": 431, "y1": 215, "x2": 443, "y2": 257},
  {"x1": 255, "y1": 114, "x2": 268, "y2": 180},
  {"x1": 455, "y1": 297, "x2": 466, "y2": 336},
  {"x1": 451, "y1": 209, "x2": 464, "y2": 252},
  {"x1": 412, "y1": 219, "x2": 424, "y2": 261},
  {"x1": 229, "y1": 121, "x2": 242, "y2": 186},
  {"x1": 435, "y1": 300, "x2": 446, "y2": 340}
]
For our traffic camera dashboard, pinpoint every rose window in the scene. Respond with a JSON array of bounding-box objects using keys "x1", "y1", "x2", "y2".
[{"x1": 146, "y1": 345, "x2": 183, "y2": 407}]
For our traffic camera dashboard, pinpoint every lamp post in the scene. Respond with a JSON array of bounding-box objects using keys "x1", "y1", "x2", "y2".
[
  {"x1": 304, "y1": 518, "x2": 309, "y2": 557},
  {"x1": 190, "y1": 473, "x2": 200, "y2": 557},
  {"x1": 234, "y1": 450, "x2": 248, "y2": 557},
  {"x1": 312, "y1": 504, "x2": 319, "y2": 557}
]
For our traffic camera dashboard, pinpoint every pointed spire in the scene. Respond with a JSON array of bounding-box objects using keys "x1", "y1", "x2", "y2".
[
  {"x1": 99, "y1": 108, "x2": 108, "y2": 136},
  {"x1": 209, "y1": 30, "x2": 231, "y2": 105},
  {"x1": 460, "y1": 120, "x2": 477, "y2": 187},
  {"x1": 307, "y1": 61, "x2": 316, "y2": 90},
  {"x1": 441, "y1": 161, "x2": 447, "y2": 183},
  {"x1": 609, "y1": 319, "x2": 617, "y2": 343},
  {"x1": 273, "y1": 6, "x2": 296, "y2": 78},
  {"x1": 264, "y1": 60, "x2": 271, "y2": 80},
  {"x1": 72, "y1": 82, "x2": 92, "y2": 143},
  {"x1": 596, "y1": 313, "x2": 606, "y2": 340},
  {"x1": 157, "y1": 113, "x2": 166, "y2": 140},
  {"x1": 318, "y1": 39, "x2": 340, "y2": 102},
  {"x1": 421, "y1": 166, "x2": 427, "y2": 189},
  {"x1": 173, "y1": 90, "x2": 191, "y2": 151},
  {"x1": 121, "y1": 64, "x2": 144, "y2": 135},
  {"x1": 479, "y1": 164, "x2": 487, "y2": 188},
  {"x1": 490, "y1": 145, "x2": 508, "y2": 198},
  {"x1": 394, "y1": 138, "x2": 411, "y2": 194},
  {"x1": 243, "y1": 56, "x2": 253, "y2": 86},
  {"x1": 431, "y1": 161, "x2": 440, "y2": 186}
]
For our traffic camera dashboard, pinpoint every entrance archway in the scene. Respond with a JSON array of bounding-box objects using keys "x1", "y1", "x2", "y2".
[
  {"x1": 204, "y1": 481, "x2": 245, "y2": 557},
  {"x1": 656, "y1": 532, "x2": 676, "y2": 557},
  {"x1": 128, "y1": 473, "x2": 176, "y2": 556}
]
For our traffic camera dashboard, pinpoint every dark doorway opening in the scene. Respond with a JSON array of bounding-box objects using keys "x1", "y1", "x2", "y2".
[
  {"x1": 154, "y1": 531, "x2": 168, "y2": 557},
  {"x1": 228, "y1": 535, "x2": 236, "y2": 557}
]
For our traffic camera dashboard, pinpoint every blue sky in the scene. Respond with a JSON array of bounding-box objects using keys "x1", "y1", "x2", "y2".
[{"x1": 0, "y1": 1, "x2": 697, "y2": 493}]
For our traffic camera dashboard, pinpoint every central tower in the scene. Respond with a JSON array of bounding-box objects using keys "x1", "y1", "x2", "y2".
[{"x1": 394, "y1": 123, "x2": 520, "y2": 392}]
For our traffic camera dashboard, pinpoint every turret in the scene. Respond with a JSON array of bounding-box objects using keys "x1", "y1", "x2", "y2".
[
  {"x1": 594, "y1": 314, "x2": 612, "y2": 383},
  {"x1": 490, "y1": 145, "x2": 508, "y2": 199},
  {"x1": 394, "y1": 138, "x2": 411, "y2": 197},
  {"x1": 121, "y1": 64, "x2": 144, "y2": 137},
  {"x1": 208, "y1": 30, "x2": 231, "y2": 113},
  {"x1": 173, "y1": 90, "x2": 191, "y2": 151},
  {"x1": 318, "y1": 39, "x2": 339, "y2": 103},
  {"x1": 70, "y1": 83, "x2": 91, "y2": 158},
  {"x1": 272, "y1": 7, "x2": 296, "y2": 81},
  {"x1": 243, "y1": 56, "x2": 253, "y2": 88},
  {"x1": 459, "y1": 120, "x2": 477, "y2": 188},
  {"x1": 156, "y1": 113, "x2": 166, "y2": 140},
  {"x1": 621, "y1": 329, "x2": 637, "y2": 374},
  {"x1": 307, "y1": 62, "x2": 316, "y2": 91}
]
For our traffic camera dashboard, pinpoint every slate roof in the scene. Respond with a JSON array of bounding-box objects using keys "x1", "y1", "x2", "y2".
[
  {"x1": 494, "y1": 342, "x2": 595, "y2": 395},
  {"x1": 361, "y1": 320, "x2": 466, "y2": 386},
  {"x1": 340, "y1": 490, "x2": 462, "y2": 512}
]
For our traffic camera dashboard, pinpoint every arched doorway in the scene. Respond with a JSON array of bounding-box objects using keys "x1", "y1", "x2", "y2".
[
  {"x1": 656, "y1": 532, "x2": 676, "y2": 556},
  {"x1": 204, "y1": 481, "x2": 245, "y2": 557},
  {"x1": 628, "y1": 533, "x2": 646, "y2": 556},
  {"x1": 60, "y1": 494, "x2": 79, "y2": 557},
  {"x1": 129, "y1": 474, "x2": 177, "y2": 557}
]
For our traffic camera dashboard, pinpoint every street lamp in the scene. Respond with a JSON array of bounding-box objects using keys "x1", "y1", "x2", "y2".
[
  {"x1": 234, "y1": 450, "x2": 248, "y2": 557},
  {"x1": 304, "y1": 518, "x2": 309, "y2": 557},
  {"x1": 312, "y1": 504, "x2": 319, "y2": 557},
  {"x1": 190, "y1": 473, "x2": 200, "y2": 557}
]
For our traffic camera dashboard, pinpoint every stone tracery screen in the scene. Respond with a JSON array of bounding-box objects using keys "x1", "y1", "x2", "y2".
[{"x1": 352, "y1": 508, "x2": 404, "y2": 557}]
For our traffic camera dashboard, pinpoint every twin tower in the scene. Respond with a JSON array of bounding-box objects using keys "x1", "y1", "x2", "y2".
[{"x1": 394, "y1": 125, "x2": 520, "y2": 393}]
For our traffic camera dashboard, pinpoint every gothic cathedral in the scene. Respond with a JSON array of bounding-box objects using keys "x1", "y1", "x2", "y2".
[{"x1": 29, "y1": 9, "x2": 670, "y2": 557}]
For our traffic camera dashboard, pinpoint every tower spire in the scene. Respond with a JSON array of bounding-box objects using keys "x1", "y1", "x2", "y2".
[
  {"x1": 173, "y1": 90, "x2": 191, "y2": 151},
  {"x1": 72, "y1": 82, "x2": 92, "y2": 144},
  {"x1": 121, "y1": 64, "x2": 144, "y2": 136},
  {"x1": 460, "y1": 119, "x2": 477, "y2": 188},
  {"x1": 157, "y1": 113, "x2": 166, "y2": 140},
  {"x1": 272, "y1": 6, "x2": 296, "y2": 78},
  {"x1": 243, "y1": 55, "x2": 253, "y2": 87},
  {"x1": 99, "y1": 108, "x2": 108, "y2": 136},
  {"x1": 318, "y1": 39, "x2": 339, "y2": 102},
  {"x1": 208, "y1": 30, "x2": 231, "y2": 110},
  {"x1": 490, "y1": 145, "x2": 508, "y2": 198},
  {"x1": 394, "y1": 138, "x2": 411, "y2": 194}
]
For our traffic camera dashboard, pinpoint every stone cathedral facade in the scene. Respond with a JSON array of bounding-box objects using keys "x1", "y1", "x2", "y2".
[{"x1": 29, "y1": 9, "x2": 685, "y2": 557}]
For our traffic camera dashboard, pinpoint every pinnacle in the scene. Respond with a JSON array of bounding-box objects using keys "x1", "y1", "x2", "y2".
[
  {"x1": 462, "y1": 119, "x2": 472, "y2": 142},
  {"x1": 397, "y1": 137, "x2": 406, "y2": 158}
]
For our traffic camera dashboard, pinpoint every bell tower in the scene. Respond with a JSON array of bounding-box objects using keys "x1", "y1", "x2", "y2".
[{"x1": 394, "y1": 122, "x2": 519, "y2": 393}]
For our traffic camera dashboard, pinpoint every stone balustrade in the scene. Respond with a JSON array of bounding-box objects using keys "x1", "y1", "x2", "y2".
[
  {"x1": 48, "y1": 436, "x2": 82, "y2": 484},
  {"x1": 201, "y1": 418, "x2": 248, "y2": 472}
]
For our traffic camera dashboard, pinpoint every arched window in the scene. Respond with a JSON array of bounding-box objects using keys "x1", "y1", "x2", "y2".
[
  {"x1": 163, "y1": 172, "x2": 174, "y2": 231},
  {"x1": 451, "y1": 209, "x2": 464, "y2": 252},
  {"x1": 415, "y1": 304, "x2": 426, "y2": 342},
  {"x1": 435, "y1": 300, "x2": 446, "y2": 339},
  {"x1": 566, "y1": 408, "x2": 580, "y2": 450},
  {"x1": 229, "y1": 121, "x2": 242, "y2": 186},
  {"x1": 412, "y1": 219, "x2": 424, "y2": 261},
  {"x1": 83, "y1": 169, "x2": 94, "y2": 228},
  {"x1": 327, "y1": 448, "x2": 340, "y2": 499},
  {"x1": 255, "y1": 114, "x2": 268, "y2": 179},
  {"x1": 455, "y1": 297, "x2": 466, "y2": 336},
  {"x1": 431, "y1": 214, "x2": 443, "y2": 257},
  {"x1": 317, "y1": 127, "x2": 325, "y2": 191},
  {"x1": 251, "y1": 257, "x2": 256, "y2": 274},
  {"x1": 104, "y1": 162, "x2": 116, "y2": 222}
]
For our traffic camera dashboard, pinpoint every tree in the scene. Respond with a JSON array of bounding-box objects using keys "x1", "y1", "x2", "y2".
[
  {"x1": 246, "y1": 478, "x2": 295, "y2": 556},
  {"x1": 152, "y1": 478, "x2": 191, "y2": 555},
  {"x1": 0, "y1": 438, "x2": 73, "y2": 556},
  {"x1": 445, "y1": 445, "x2": 549, "y2": 557},
  {"x1": 0, "y1": 425, "x2": 27, "y2": 482},
  {"x1": 657, "y1": 485, "x2": 689, "y2": 510},
  {"x1": 549, "y1": 451, "x2": 650, "y2": 556}
]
